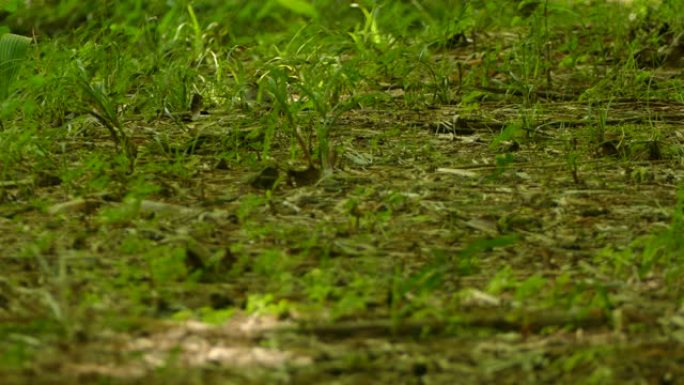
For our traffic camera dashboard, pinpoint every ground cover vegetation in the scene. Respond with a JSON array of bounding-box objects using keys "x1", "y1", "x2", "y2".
[{"x1": 1, "y1": 0, "x2": 684, "y2": 383}]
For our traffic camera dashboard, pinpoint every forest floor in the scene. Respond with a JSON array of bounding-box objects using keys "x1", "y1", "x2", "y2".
[{"x1": 2, "y1": 1, "x2": 684, "y2": 384}]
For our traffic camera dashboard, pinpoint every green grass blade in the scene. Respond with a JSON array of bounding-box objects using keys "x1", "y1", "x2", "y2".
[{"x1": 75, "y1": 69, "x2": 121, "y2": 130}]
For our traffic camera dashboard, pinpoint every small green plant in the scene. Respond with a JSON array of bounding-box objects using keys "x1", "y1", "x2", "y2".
[
  {"x1": 245, "y1": 293, "x2": 290, "y2": 316},
  {"x1": 295, "y1": 62, "x2": 357, "y2": 171},
  {"x1": 76, "y1": 69, "x2": 137, "y2": 172},
  {"x1": 349, "y1": 3, "x2": 391, "y2": 53}
]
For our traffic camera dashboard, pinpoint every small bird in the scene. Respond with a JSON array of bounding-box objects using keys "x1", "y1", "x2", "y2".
[{"x1": 181, "y1": 92, "x2": 204, "y2": 122}]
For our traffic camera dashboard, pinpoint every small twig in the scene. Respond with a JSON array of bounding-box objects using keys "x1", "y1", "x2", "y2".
[
  {"x1": 264, "y1": 308, "x2": 613, "y2": 339},
  {"x1": 293, "y1": 126, "x2": 314, "y2": 168}
]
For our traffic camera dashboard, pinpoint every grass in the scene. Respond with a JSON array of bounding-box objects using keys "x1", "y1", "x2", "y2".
[{"x1": 1, "y1": 0, "x2": 684, "y2": 384}]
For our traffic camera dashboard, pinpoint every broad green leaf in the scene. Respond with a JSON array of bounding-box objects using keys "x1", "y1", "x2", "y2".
[
  {"x1": 0, "y1": 33, "x2": 32, "y2": 101},
  {"x1": 276, "y1": 0, "x2": 318, "y2": 18}
]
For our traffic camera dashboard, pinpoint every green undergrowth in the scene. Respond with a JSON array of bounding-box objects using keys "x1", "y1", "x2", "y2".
[{"x1": 1, "y1": 0, "x2": 684, "y2": 384}]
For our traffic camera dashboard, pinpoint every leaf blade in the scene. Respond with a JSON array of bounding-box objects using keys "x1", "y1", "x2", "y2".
[{"x1": 0, "y1": 33, "x2": 32, "y2": 101}]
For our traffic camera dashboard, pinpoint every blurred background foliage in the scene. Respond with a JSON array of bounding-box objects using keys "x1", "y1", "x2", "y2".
[{"x1": 0, "y1": 0, "x2": 523, "y2": 42}]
